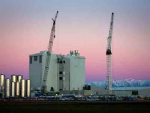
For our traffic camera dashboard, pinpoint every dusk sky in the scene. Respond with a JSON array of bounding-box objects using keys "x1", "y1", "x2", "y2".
[{"x1": 0, "y1": 0, "x2": 150, "y2": 82}]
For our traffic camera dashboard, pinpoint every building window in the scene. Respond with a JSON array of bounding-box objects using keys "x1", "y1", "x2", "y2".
[
  {"x1": 63, "y1": 61, "x2": 65, "y2": 63},
  {"x1": 96, "y1": 92, "x2": 99, "y2": 95},
  {"x1": 57, "y1": 58, "x2": 60, "y2": 63},
  {"x1": 87, "y1": 86, "x2": 91, "y2": 90},
  {"x1": 59, "y1": 61, "x2": 62, "y2": 64},
  {"x1": 50, "y1": 87, "x2": 54, "y2": 91},
  {"x1": 59, "y1": 71, "x2": 62, "y2": 74},
  {"x1": 39, "y1": 55, "x2": 42, "y2": 63},
  {"x1": 59, "y1": 77, "x2": 63, "y2": 80},
  {"x1": 132, "y1": 91, "x2": 138, "y2": 95},
  {"x1": 59, "y1": 89, "x2": 62, "y2": 91},
  {"x1": 34, "y1": 56, "x2": 37, "y2": 61},
  {"x1": 30, "y1": 57, "x2": 32, "y2": 64}
]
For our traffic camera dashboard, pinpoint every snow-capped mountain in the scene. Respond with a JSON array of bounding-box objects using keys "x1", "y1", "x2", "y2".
[{"x1": 85, "y1": 79, "x2": 150, "y2": 87}]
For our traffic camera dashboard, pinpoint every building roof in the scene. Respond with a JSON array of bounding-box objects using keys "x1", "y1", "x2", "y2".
[{"x1": 113, "y1": 87, "x2": 150, "y2": 91}]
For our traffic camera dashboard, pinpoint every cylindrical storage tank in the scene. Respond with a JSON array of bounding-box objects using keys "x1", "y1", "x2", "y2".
[
  {"x1": 26, "y1": 79, "x2": 31, "y2": 98},
  {"x1": 16, "y1": 82, "x2": 20, "y2": 97},
  {"x1": 17, "y1": 75, "x2": 23, "y2": 82},
  {"x1": 11, "y1": 82, "x2": 15, "y2": 97},
  {"x1": 21, "y1": 79, "x2": 25, "y2": 98},
  {"x1": 11, "y1": 74, "x2": 17, "y2": 82},
  {"x1": 5, "y1": 78, "x2": 10, "y2": 98},
  {"x1": 0, "y1": 74, "x2": 5, "y2": 92},
  {"x1": 0, "y1": 74, "x2": 5, "y2": 86}
]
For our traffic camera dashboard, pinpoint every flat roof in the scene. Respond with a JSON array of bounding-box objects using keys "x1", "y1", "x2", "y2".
[
  {"x1": 29, "y1": 51, "x2": 85, "y2": 59},
  {"x1": 113, "y1": 87, "x2": 150, "y2": 91}
]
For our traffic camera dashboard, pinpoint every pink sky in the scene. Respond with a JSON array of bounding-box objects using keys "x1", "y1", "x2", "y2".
[{"x1": 0, "y1": 0, "x2": 150, "y2": 82}]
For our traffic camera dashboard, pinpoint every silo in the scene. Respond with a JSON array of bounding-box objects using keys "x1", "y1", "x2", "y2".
[
  {"x1": 0, "y1": 74, "x2": 5, "y2": 86},
  {"x1": 16, "y1": 82, "x2": 20, "y2": 97},
  {"x1": 17, "y1": 75, "x2": 23, "y2": 82},
  {"x1": 5, "y1": 78, "x2": 10, "y2": 98},
  {"x1": 11, "y1": 82, "x2": 15, "y2": 97},
  {"x1": 21, "y1": 79, "x2": 25, "y2": 98},
  {"x1": 11, "y1": 74, "x2": 17, "y2": 82},
  {"x1": 0, "y1": 74, "x2": 5, "y2": 92},
  {"x1": 26, "y1": 79, "x2": 31, "y2": 98}
]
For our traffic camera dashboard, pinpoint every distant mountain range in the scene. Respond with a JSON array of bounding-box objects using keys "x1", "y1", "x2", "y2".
[{"x1": 85, "y1": 79, "x2": 150, "y2": 87}]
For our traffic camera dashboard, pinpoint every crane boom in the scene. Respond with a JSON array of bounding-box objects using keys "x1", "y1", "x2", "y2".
[
  {"x1": 106, "y1": 13, "x2": 114, "y2": 95},
  {"x1": 42, "y1": 11, "x2": 59, "y2": 94},
  {"x1": 48, "y1": 11, "x2": 59, "y2": 52},
  {"x1": 106, "y1": 13, "x2": 114, "y2": 55}
]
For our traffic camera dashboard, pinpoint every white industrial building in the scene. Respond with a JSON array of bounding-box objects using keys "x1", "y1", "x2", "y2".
[
  {"x1": 29, "y1": 50, "x2": 85, "y2": 93},
  {"x1": 83, "y1": 86, "x2": 150, "y2": 97},
  {"x1": 112, "y1": 87, "x2": 150, "y2": 97}
]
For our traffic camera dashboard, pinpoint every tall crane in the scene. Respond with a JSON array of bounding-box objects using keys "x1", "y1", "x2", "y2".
[
  {"x1": 106, "y1": 13, "x2": 114, "y2": 95},
  {"x1": 42, "y1": 11, "x2": 59, "y2": 94}
]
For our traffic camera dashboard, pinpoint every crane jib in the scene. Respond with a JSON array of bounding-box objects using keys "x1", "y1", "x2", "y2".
[{"x1": 42, "y1": 11, "x2": 59, "y2": 94}]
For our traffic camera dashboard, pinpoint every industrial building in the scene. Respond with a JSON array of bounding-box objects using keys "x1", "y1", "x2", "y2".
[
  {"x1": 29, "y1": 50, "x2": 85, "y2": 93},
  {"x1": 83, "y1": 86, "x2": 150, "y2": 97},
  {"x1": 1, "y1": 11, "x2": 150, "y2": 99},
  {"x1": 113, "y1": 87, "x2": 150, "y2": 97}
]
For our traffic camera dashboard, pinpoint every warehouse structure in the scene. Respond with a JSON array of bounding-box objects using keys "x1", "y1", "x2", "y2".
[
  {"x1": 112, "y1": 87, "x2": 150, "y2": 97},
  {"x1": 83, "y1": 86, "x2": 150, "y2": 97},
  {"x1": 29, "y1": 50, "x2": 85, "y2": 93}
]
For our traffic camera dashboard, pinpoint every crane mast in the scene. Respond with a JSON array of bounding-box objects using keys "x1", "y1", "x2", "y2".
[
  {"x1": 42, "y1": 11, "x2": 59, "y2": 94},
  {"x1": 106, "y1": 13, "x2": 114, "y2": 95}
]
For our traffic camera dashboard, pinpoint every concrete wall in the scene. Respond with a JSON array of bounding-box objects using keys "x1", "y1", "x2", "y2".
[
  {"x1": 113, "y1": 90, "x2": 132, "y2": 96},
  {"x1": 46, "y1": 54, "x2": 58, "y2": 92},
  {"x1": 113, "y1": 88, "x2": 150, "y2": 97},
  {"x1": 67, "y1": 55, "x2": 85, "y2": 91},
  {"x1": 83, "y1": 86, "x2": 107, "y2": 96},
  {"x1": 138, "y1": 89, "x2": 150, "y2": 97},
  {"x1": 29, "y1": 53, "x2": 43, "y2": 90},
  {"x1": 58, "y1": 56, "x2": 70, "y2": 91},
  {"x1": 29, "y1": 51, "x2": 85, "y2": 93},
  {"x1": 57, "y1": 55, "x2": 85, "y2": 91},
  {"x1": 87, "y1": 86, "x2": 150, "y2": 97}
]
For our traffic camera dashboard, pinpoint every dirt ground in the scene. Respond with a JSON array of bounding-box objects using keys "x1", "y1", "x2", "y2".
[{"x1": 0, "y1": 101, "x2": 150, "y2": 113}]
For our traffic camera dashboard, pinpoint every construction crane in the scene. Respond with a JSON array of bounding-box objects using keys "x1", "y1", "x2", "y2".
[
  {"x1": 106, "y1": 12, "x2": 114, "y2": 95},
  {"x1": 42, "y1": 11, "x2": 59, "y2": 94}
]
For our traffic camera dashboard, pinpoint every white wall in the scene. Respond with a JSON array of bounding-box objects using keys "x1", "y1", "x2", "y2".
[
  {"x1": 139, "y1": 89, "x2": 150, "y2": 97},
  {"x1": 30, "y1": 52, "x2": 86, "y2": 92},
  {"x1": 113, "y1": 90, "x2": 132, "y2": 96},
  {"x1": 66, "y1": 55, "x2": 85, "y2": 91},
  {"x1": 29, "y1": 53, "x2": 43, "y2": 90},
  {"x1": 46, "y1": 54, "x2": 58, "y2": 92}
]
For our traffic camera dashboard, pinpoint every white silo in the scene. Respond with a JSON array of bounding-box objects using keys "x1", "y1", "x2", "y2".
[
  {"x1": 17, "y1": 75, "x2": 23, "y2": 82},
  {"x1": 21, "y1": 79, "x2": 25, "y2": 98},
  {"x1": 16, "y1": 82, "x2": 20, "y2": 97},
  {"x1": 0, "y1": 74, "x2": 5, "y2": 92},
  {"x1": 11, "y1": 81, "x2": 16, "y2": 97},
  {"x1": 26, "y1": 79, "x2": 31, "y2": 98},
  {"x1": 5, "y1": 78, "x2": 10, "y2": 98},
  {"x1": 11, "y1": 74, "x2": 17, "y2": 82}
]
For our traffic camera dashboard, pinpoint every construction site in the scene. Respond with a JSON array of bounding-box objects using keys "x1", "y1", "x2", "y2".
[
  {"x1": 0, "y1": 11, "x2": 150, "y2": 100},
  {"x1": 27, "y1": 11, "x2": 114, "y2": 96},
  {"x1": 29, "y1": 11, "x2": 113, "y2": 96}
]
